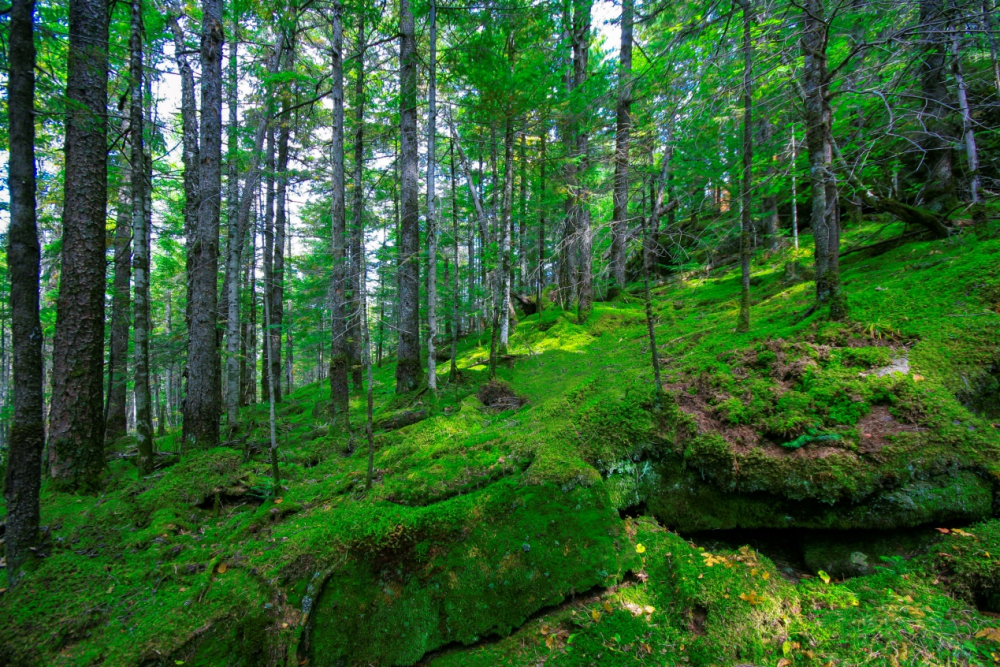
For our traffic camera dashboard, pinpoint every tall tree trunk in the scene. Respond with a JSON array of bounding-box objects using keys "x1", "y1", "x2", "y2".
[
  {"x1": 242, "y1": 226, "x2": 258, "y2": 406},
  {"x1": 426, "y1": 0, "x2": 439, "y2": 393},
  {"x1": 106, "y1": 160, "x2": 132, "y2": 441},
  {"x1": 48, "y1": 0, "x2": 109, "y2": 491},
  {"x1": 183, "y1": 0, "x2": 224, "y2": 448},
  {"x1": 396, "y1": 0, "x2": 422, "y2": 393},
  {"x1": 223, "y1": 25, "x2": 241, "y2": 429},
  {"x1": 536, "y1": 129, "x2": 546, "y2": 314},
  {"x1": 917, "y1": 0, "x2": 955, "y2": 212},
  {"x1": 984, "y1": 0, "x2": 1000, "y2": 93},
  {"x1": 272, "y1": 44, "x2": 292, "y2": 405},
  {"x1": 348, "y1": 9, "x2": 366, "y2": 391},
  {"x1": 737, "y1": 0, "x2": 753, "y2": 334},
  {"x1": 261, "y1": 128, "x2": 276, "y2": 401},
  {"x1": 449, "y1": 138, "x2": 460, "y2": 381},
  {"x1": 166, "y1": 0, "x2": 200, "y2": 354},
  {"x1": 518, "y1": 128, "x2": 527, "y2": 290},
  {"x1": 497, "y1": 119, "x2": 514, "y2": 357},
  {"x1": 570, "y1": 0, "x2": 593, "y2": 322},
  {"x1": 329, "y1": 3, "x2": 351, "y2": 426},
  {"x1": 790, "y1": 126, "x2": 799, "y2": 249},
  {"x1": 130, "y1": 0, "x2": 154, "y2": 473},
  {"x1": 802, "y1": 0, "x2": 846, "y2": 320},
  {"x1": 950, "y1": 22, "x2": 980, "y2": 202},
  {"x1": 609, "y1": 0, "x2": 633, "y2": 289},
  {"x1": 5, "y1": 0, "x2": 45, "y2": 584}
]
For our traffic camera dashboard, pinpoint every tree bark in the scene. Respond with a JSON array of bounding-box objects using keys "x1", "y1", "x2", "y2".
[
  {"x1": 737, "y1": 0, "x2": 753, "y2": 334},
  {"x1": 536, "y1": 129, "x2": 546, "y2": 314},
  {"x1": 949, "y1": 22, "x2": 980, "y2": 202},
  {"x1": 426, "y1": 0, "x2": 439, "y2": 392},
  {"x1": 106, "y1": 159, "x2": 131, "y2": 442},
  {"x1": 396, "y1": 0, "x2": 423, "y2": 393},
  {"x1": 166, "y1": 1, "x2": 200, "y2": 349},
  {"x1": 261, "y1": 127, "x2": 275, "y2": 402},
  {"x1": 5, "y1": 0, "x2": 45, "y2": 584},
  {"x1": 802, "y1": 0, "x2": 846, "y2": 320},
  {"x1": 449, "y1": 138, "x2": 460, "y2": 381},
  {"x1": 130, "y1": 0, "x2": 154, "y2": 473},
  {"x1": 48, "y1": 0, "x2": 109, "y2": 491},
  {"x1": 570, "y1": 0, "x2": 593, "y2": 322},
  {"x1": 497, "y1": 119, "x2": 514, "y2": 357},
  {"x1": 917, "y1": 0, "x2": 955, "y2": 212},
  {"x1": 609, "y1": 0, "x2": 634, "y2": 289},
  {"x1": 329, "y1": 2, "x2": 351, "y2": 425},
  {"x1": 348, "y1": 10, "x2": 366, "y2": 391},
  {"x1": 183, "y1": 0, "x2": 224, "y2": 448},
  {"x1": 271, "y1": 41, "x2": 293, "y2": 406}
]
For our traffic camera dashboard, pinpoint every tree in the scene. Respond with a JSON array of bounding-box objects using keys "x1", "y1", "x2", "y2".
[
  {"x1": 183, "y1": 0, "x2": 224, "y2": 448},
  {"x1": 426, "y1": 0, "x2": 440, "y2": 393},
  {"x1": 329, "y1": 1, "x2": 351, "y2": 424},
  {"x1": 48, "y1": 0, "x2": 110, "y2": 491},
  {"x1": 736, "y1": 0, "x2": 753, "y2": 334},
  {"x1": 130, "y1": 0, "x2": 154, "y2": 472},
  {"x1": 396, "y1": 0, "x2": 422, "y2": 393},
  {"x1": 5, "y1": 0, "x2": 45, "y2": 584},
  {"x1": 609, "y1": 0, "x2": 634, "y2": 290}
]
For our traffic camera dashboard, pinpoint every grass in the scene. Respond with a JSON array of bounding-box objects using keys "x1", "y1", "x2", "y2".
[{"x1": 4, "y1": 215, "x2": 1000, "y2": 666}]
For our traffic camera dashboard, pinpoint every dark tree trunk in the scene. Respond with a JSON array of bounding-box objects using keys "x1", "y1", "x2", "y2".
[
  {"x1": 329, "y1": 3, "x2": 351, "y2": 425},
  {"x1": 348, "y1": 11, "x2": 367, "y2": 391},
  {"x1": 272, "y1": 49, "x2": 292, "y2": 405},
  {"x1": 48, "y1": 0, "x2": 109, "y2": 491},
  {"x1": 570, "y1": 0, "x2": 593, "y2": 322},
  {"x1": 802, "y1": 0, "x2": 846, "y2": 320},
  {"x1": 130, "y1": 0, "x2": 154, "y2": 473},
  {"x1": 536, "y1": 130, "x2": 546, "y2": 314},
  {"x1": 106, "y1": 161, "x2": 131, "y2": 442},
  {"x1": 496, "y1": 119, "x2": 514, "y2": 361},
  {"x1": 737, "y1": 0, "x2": 753, "y2": 333},
  {"x1": 5, "y1": 0, "x2": 45, "y2": 584},
  {"x1": 449, "y1": 138, "x2": 460, "y2": 381},
  {"x1": 166, "y1": 0, "x2": 200, "y2": 347},
  {"x1": 183, "y1": 0, "x2": 224, "y2": 448},
  {"x1": 261, "y1": 127, "x2": 275, "y2": 402},
  {"x1": 396, "y1": 0, "x2": 422, "y2": 393},
  {"x1": 426, "y1": 0, "x2": 439, "y2": 392},
  {"x1": 917, "y1": 0, "x2": 955, "y2": 212},
  {"x1": 609, "y1": 0, "x2": 633, "y2": 289}
]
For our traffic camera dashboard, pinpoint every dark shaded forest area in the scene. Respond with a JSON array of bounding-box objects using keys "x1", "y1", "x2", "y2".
[{"x1": 2, "y1": 0, "x2": 1000, "y2": 663}]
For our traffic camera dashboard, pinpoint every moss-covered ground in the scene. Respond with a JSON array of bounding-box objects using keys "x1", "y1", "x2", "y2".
[{"x1": 5, "y1": 217, "x2": 1000, "y2": 666}]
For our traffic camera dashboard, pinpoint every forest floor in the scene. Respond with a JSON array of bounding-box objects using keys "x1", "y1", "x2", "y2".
[{"x1": 5, "y1": 217, "x2": 1000, "y2": 666}]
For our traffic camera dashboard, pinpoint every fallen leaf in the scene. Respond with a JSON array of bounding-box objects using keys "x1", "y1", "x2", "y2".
[
  {"x1": 912, "y1": 374, "x2": 925, "y2": 382},
  {"x1": 762, "y1": 572, "x2": 771, "y2": 581},
  {"x1": 216, "y1": 562, "x2": 228, "y2": 574},
  {"x1": 540, "y1": 625, "x2": 550, "y2": 635},
  {"x1": 936, "y1": 528, "x2": 951, "y2": 534},
  {"x1": 635, "y1": 543, "x2": 646, "y2": 554},
  {"x1": 818, "y1": 570, "x2": 831, "y2": 584},
  {"x1": 783, "y1": 640, "x2": 792, "y2": 656},
  {"x1": 274, "y1": 498, "x2": 284, "y2": 504},
  {"x1": 643, "y1": 605, "x2": 655, "y2": 615},
  {"x1": 777, "y1": 659, "x2": 792, "y2": 667},
  {"x1": 545, "y1": 635, "x2": 556, "y2": 649},
  {"x1": 976, "y1": 627, "x2": 1000, "y2": 642},
  {"x1": 591, "y1": 609, "x2": 601, "y2": 622},
  {"x1": 107, "y1": 585, "x2": 115, "y2": 594},
  {"x1": 603, "y1": 601, "x2": 613, "y2": 613}
]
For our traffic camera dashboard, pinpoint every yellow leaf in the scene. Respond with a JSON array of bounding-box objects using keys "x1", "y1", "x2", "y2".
[
  {"x1": 783, "y1": 640, "x2": 792, "y2": 655},
  {"x1": 643, "y1": 605, "x2": 655, "y2": 615},
  {"x1": 275, "y1": 498, "x2": 284, "y2": 504},
  {"x1": 818, "y1": 570, "x2": 831, "y2": 584},
  {"x1": 698, "y1": 573, "x2": 704, "y2": 579},
  {"x1": 540, "y1": 625, "x2": 550, "y2": 635},
  {"x1": 217, "y1": 563, "x2": 228, "y2": 574},
  {"x1": 777, "y1": 659, "x2": 792, "y2": 667},
  {"x1": 635, "y1": 543, "x2": 646, "y2": 554},
  {"x1": 545, "y1": 635, "x2": 556, "y2": 649},
  {"x1": 975, "y1": 627, "x2": 1000, "y2": 642},
  {"x1": 912, "y1": 374, "x2": 925, "y2": 382},
  {"x1": 751, "y1": 568, "x2": 759, "y2": 577},
  {"x1": 603, "y1": 601, "x2": 613, "y2": 613},
  {"x1": 739, "y1": 591, "x2": 763, "y2": 605},
  {"x1": 591, "y1": 609, "x2": 601, "y2": 622},
  {"x1": 107, "y1": 585, "x2": 115, "y2": 594},
  {"x1": 763, "y1": 572, "x2": 771, "y2": 581}
]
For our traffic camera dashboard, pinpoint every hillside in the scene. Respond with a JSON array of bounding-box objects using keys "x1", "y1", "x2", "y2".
[{"x1": 5, "y1": 220, "x2": 1000, "y2": 666}]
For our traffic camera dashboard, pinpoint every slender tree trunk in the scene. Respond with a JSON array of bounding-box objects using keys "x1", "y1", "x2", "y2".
[
  {"x1": 537, "y1": 130, "x2": 546, "y2": 313},
  {"x1": 223, "y1": 25, "x2": 242, "y2": 429},
  {"x1": 497, "y1": 119, "x2": 514, "y2": 356},
  {"x1": 5, "y1": 0, "x2": 45, "y2": 584},
  {"x1": 167, "y1": 0, "x2": 200, "y2": 350},
  {"x1": 518, "y1": 128, "x2": 527, "y2": 290},
  {"x1": 950, "y1": 23, "x2": 980, "y2": 202},
  {"x1": 48, "y1": 0, "x2": 109, "y2": 491},
  {"x1": 183, "y1": 0, "x2": 224, "y2": 448},
  {"x1": 272, "y1": 44, "x2": 293, "y2": 405},
  {"x1": 348, "y1": 10, "x2": 366, "y2": 391},
  {"x1": 285, "y1": 229, "x2": 293, "y2": 395},
  {"x1": 918, "y1": 0, "x2": 955, "y2": 212},
  {"x1": 610, "y1": 0, "x2": 634, "y2": 289},
  {"x1": 737, "y1": 0, "x2": 753, "y2": 334},
  {"x1": 396, "y1": 0, "x2": 422, "y2": 392},
  {"x1": 802, "y1": 0, "x2": 846, "y2": 319},
  {"x1": 450, "y1": 138, "x2": 460, "y2": 381},
  {"x1": 328, "y1": 3, "x2": 351, "y2": 426},
  {"x1": 426, "y1": 0, "x2": 439, "y2": 393},
  {"x1": 106, "y1": 160, "x2": 132, "y2": 441},
  {"x1": 130, "y1": 0, "x2": 154, "y2": 473},
  {"x1": 790, "y1": 127, "x2": 799, "y2": 249},
  {"x1": 261, "y1": 128, "x2": 276, "y2": 401},
  {"x1": 984, "y1": 0, "x2": 1000, "y2": 93},
  {"x1": 571, "y1": 0, "x2": 593, "y2": 322}
]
